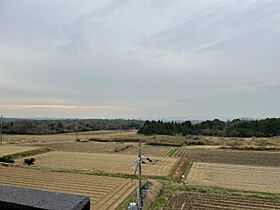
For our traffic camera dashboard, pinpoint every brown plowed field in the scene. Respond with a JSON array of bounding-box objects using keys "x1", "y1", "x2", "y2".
[
  {"x1": 173, "y1": 149, "x2": 188, "y2": 157},
  {"x1": 185, "y1": 162, "x2": 280, "y2": 194},
  {"x1": 164, "y1": 192, "x2": 280, "y2": 210},
  {"x1": 43, "y1": 141, "x2": 134, "y2": 153},
  {"x1": 120, "y1": 145, "x2": 173, "y2": 157},
  {"x1": 0, "y1": 145, "x2": 41, "y2": 157},
  {"x1": 0, "y1": 166, "x2": 137, "y2": 210},
  {"x1": 185, "y1": 149, "x2": 280, "y2": 167},
  {"x1": 16, "y1": 151, "x2": 177, "y2": 177},
  {"x1": 120, "y1": 145, "x2": 188, "y2": 158}
]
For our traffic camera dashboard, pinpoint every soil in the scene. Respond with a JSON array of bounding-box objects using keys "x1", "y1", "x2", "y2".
[
  {"x1": 185, "y1": 149, "x2": 280, "y2": 167},
  {"x1": 185, "y1": 162, "x2": 280, "y2": 194},
  {"x1": 0, "y1": 166, "x2": 137, "y2": 210},
  {"x1": 164, "y1": 192, "x2": 280, "y2": 210},
  {"x1": 15, "y1": 151, "x2": 177, "y2": 177}
]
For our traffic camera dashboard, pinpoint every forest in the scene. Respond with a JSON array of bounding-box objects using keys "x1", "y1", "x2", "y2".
[
  {"x1": 1, "y1": 119, "x2": 143, "y2": 135},
  {"x1": 138, "y1": 118, "x2": 280, "y2": 137}
]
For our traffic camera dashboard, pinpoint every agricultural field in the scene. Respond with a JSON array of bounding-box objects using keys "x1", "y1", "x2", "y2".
[
  {"x1": 163, "y1": 192, "x2": 280, "y2": 210},
  {"x1": 120, "y1": 145, "x2": 188, "y2": 157},
  {"x1": 185, "y1": 148, "x2": 280, "y2": 167},
  {"x1": 0, "y1": 145, "x2": 42, "y2": 157},
  {"x1": 15, "y1": 151, "x2": 177, "y2": 177},
  {"x1": 119, "y1": 144, "x2": 173, "y2": 157},
  {"x1": 2, "y1": 130, "x2": 280, "y2": 209},
  {"x1": 2, "y1": 130, "x2": 132, "y2": 145},
  {"x1": 185, "y1": 162, "x2": 280, "y2": 194},
  {"x1": 43, "y1": 141, "x2": 135, "y2": 153},
  {"x1": 3, "y1": 129, "x2": 280, "y2": 149},
  {"x1": 0, "y1": 166, "x2": 136, "y2": 209},
  {"x1": 44, "y1": 141, "x2": 189, "y2": 158}
]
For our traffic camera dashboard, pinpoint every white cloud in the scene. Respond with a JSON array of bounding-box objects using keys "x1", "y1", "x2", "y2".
[{"x1": 0, "y1": 0, "x2": 279, "y2": 119}]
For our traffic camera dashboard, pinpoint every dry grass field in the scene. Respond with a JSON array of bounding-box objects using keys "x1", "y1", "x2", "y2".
[
  {"x1": 46, "y1": 142, "x2": 189, "y2": 158},
  {"x1": 0, "y1": 145, "x2": 42, "y2": 157},
  {"x1": 3, "y1": 129, "x2": 280, "y2": 149},
  {"x1": 0, "y1": 166, "x2": 136, "y2": 209},
  {"x1": 185, "y1": 149, "x2": 280, "y2": 167},
  {"x1": 16, "y1": 151, "x2": 177, "y2": 177},
  {"x1": 164, "y1": 192, "x2": 280, "y2": 210},
  {"x1": 2, "y1": 130, "x2": 133, "y2": 144},
  {"x1": 185, "y1": 162, "x2": 280, "y2": 194},
  {"x1": 43, "y1": 141, "x2": 135, "y2": 153}
]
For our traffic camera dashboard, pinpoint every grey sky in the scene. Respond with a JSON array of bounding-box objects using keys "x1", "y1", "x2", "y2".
[{"x1": 0, "y1": 0, "x2": 279, "y2": 120}]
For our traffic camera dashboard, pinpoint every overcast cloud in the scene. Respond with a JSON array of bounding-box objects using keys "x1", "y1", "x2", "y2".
[{"x1": 0, "y1": 0, "x2": 279, "y2": 120}]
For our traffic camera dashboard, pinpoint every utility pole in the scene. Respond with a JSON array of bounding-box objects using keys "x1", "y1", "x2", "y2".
[
  {"x1": 131, "y1": 141, "x2": 153, "y2": 210},
  {"x1": 137, "y1": 141, "x2": 143, "y2": 210},
  {"x1": 0, "y1": 114, "x2": 3, "y2": 145},
  {"x1": 75, "y1": 122, "x2": 78, "y2": 141}
]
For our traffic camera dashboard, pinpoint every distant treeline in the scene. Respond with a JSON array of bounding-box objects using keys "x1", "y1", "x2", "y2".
[
  {"x1": 138, "y1": 118, "x2": 280, "y2": 137},
  {"x1": 2, "y1": 119, "x2": 143, "y2": 135}
]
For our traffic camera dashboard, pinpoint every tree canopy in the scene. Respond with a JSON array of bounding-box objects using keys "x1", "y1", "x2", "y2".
[{"x1": 138, "y1": 118, "x2": 280, "y2": 138}]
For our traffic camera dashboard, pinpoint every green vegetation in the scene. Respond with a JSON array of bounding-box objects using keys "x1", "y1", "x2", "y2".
[
  {"x1": 2, "y1": 119, "x2": 143, "y2": 135},
  {"x1": 183, "y1": 161, "x2": 193, "y2": 182},
  {"x1": 0, "y1": 155, "x2": 14, "y2": 163},
  {"x1": 118, "y1": 191, "x2": 137, "y2": 210},
  {"x1": 138, "y1": 118, "x2": 280, "y2": 137},
  {"x1": 152, "y1": 196, "x2": 167, "y2": 210},
  {"x1": 9, "y1": 148, "x2": 51, "y2": 160},
  {"x1": 168, "y1": 148, "x2": 179, "y2": 157},
  {"x1": 28, "y1": 166, "x2": 140, "y2": 179}
]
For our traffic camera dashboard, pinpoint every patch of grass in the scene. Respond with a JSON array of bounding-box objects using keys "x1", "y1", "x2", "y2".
[
  {"x1": 219, "y1": 145, "x2": 280, "y2": 151},
  {"x1": 184, "y1": 140, "x2": 206, "y2": 146},
  {"x1": 89, "y1": 138, "x2": 141, "y2": 143},
  {"x1": 168, "y1": 158, "x2": 181, "y2": 180},
  {"x1": 114, "y1": 145, "x2": 132, "y2": 152},
  {"x1": 172, "y1": 158, "x2": 189, "y2": 182},
  {"x1": 9, "y1": 147, "x2": 51, "y2": 160},
  {"x1": 81, "y1": 131, "x2": 116, "y2": 136},
  {"x1": 119, "y1": 180, "x2": 153, "y2": 210},
  {"x1": 146, "y1": 142, "x2": 183, "y2": 147},
  {"x1": 168, "y1": 148, "x2": 179, "y2": 157},
  {"x1": 152, "y1": 196, "x2": 167, "y2": 210},
  {"x1": 148, "y1": 175, "x2": 169, "y2": 181},
  {"x1": 182, "y1": 161, "x2": 193, "y2": 182},
  {"x1": 118, "y1": 190, "x2": 137, "y2": 210},
  {"x1": 24, "y1": 166, "x2": 139, "y2": 179}
]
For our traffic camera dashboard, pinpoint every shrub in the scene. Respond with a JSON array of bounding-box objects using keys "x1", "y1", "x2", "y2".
[
  {"x1": 0, "y1": 155, "x2": 14, "y2": 163},
  {"x1": 24, "y1": 158, "x2": 35, "y2": 165},
  {"x1": 113, "y1": 145, "x2": 132, "y2": 152}
]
